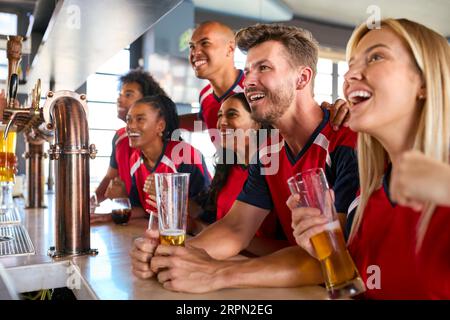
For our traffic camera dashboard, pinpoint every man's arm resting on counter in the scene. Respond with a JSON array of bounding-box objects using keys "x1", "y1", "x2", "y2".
[
  {"x1": 187, "y1": 200, "x2": 270, "y2": 260},
  {"x1": 152, "y1": 241, "x2": 323, "y2": 293},
  {"x1": 214, "y1": 245, "x2": 323, "y2": 289},
  {"x1": 151, "y1": 200, "x2": 324, "y2": 293},
  {"x1": 242, "y1": 237, "x2": 291, "y2": 257}
]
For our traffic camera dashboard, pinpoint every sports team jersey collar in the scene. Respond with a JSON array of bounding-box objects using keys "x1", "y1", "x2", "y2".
[
  {"x1": 284, "y1": 108, "x2": 330, "y2": 165},
  {"x1": 382, "y1": 163, "x2": 397, "y2": 208},
  {"x1": 140, "y1": 140, "x2": 169, "y2": 173},
  {"x1": 212, "y1": 70, "x2": 244, "y2": 102}
]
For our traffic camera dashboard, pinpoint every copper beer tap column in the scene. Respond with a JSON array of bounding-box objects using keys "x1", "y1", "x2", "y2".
[
  {"x1": 3, "y1": 36, "x2": 98, "y2": 257},
  {"x1": 3, "y1": 90, "x2": 98, "y2": 257},
  {"x1": 23, "y1": 79, "x2": 50, "y2": 208},
  {"x1": 44, "y1": 91, "x2": 98, "y2": 257},
  {"x1": 24, "y1": 141, "x2": 47, "y2": 208}
]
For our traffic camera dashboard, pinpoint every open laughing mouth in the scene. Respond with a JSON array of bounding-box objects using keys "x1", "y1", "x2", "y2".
[
  {"x1": 193, "y1": 59, "x2": 207, "y2": 70},
  {"x1": 127, "y1": 132, "x2": 141, "y2": 139},
  {"x1": 220, "y1": 129, "x2": 234, "y2": 136},
  {"x1": 246, "y1": 92, "x2": 266, "y2": 104},
  {"x1": 347, "y1": 90, "x2": 372, "y2": 108}
]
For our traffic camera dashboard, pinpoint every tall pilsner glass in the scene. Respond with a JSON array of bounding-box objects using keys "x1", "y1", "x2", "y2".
[
  {"x1": 154, "y1": 173, "x2": 190, "y2": 246},
  {"x1": 287, "y1": 168, "x2": 365, "y2": 299}
]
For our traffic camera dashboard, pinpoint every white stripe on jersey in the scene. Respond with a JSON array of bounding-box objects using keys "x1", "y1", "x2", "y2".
[
  {"x1": 115, "y1": 131, "x2": 128, "y2": 146},
  {"x1": 160, "y1": 155, "x2": 178, "y2": 173},
  {"x1": 130, "y1": 157, "x2": 143, "y2": 176},
  {"x1": 259, "y1": 139, "x2": 284, "y2": 160},
  {"x1": 233, "y1": 84, "x2": 244, "y2": 93},
  {"x1": 313, "y1": 133, "x2": 331, "y2": 167},
  {"x1": 199, "y1": 87, "x2": 213, "y2": 105},
  {"x1": 348, "y1": 196, "x2": 360, "y2": 215}
]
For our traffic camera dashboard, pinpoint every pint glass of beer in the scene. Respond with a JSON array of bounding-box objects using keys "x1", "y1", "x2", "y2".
[
  {"x1": 287, "y1": 168, "x2": 365, "y2": 299},
  {"x1": 0, "y1": 126, "x2": 17, "y2": 212},
  {"x1": 154, "y1": 173, "x2": 189, "y2": 246}
]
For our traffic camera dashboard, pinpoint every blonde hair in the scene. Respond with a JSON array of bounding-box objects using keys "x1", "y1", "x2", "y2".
[{"x1": 347, "y1": 19, "x2": 450, "y2": 249}]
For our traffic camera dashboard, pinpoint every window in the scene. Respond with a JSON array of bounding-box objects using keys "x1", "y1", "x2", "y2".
[
  {"x1": 147, "y1": 53, "x2": 218, "y2": 173},
  {"x1": 0, "y1": 50, "x2": 7, "y2": 81},
  {"x1": 87, "y1": 49, "x2": 130, "y2": 191},
  {"x1": 234, "y1": 48, "x2": 247, "y2": 70},
  {"x1": 314, "y1": 57, "x2": 348, "y2": 104},
  {"x1": 314, "y1": 58, "x2": 333, "y2": 103},
  {"x1": 148, "y1": 53, "x2": 206, "y2": 105},
  {"x1": 337, "y1": 61, "x2": 349, "y2": 98},
  {"x1": 0, "y1": 12, "x2": 17, "y2": 35},
  {"x1": 0, "y1": 12, "x2": 18, "y2": 81}
]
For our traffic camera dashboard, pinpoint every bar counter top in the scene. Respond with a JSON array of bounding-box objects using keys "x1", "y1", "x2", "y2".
[{"x1": 0, "y1": 195, "x2": 327, "y2": 300}]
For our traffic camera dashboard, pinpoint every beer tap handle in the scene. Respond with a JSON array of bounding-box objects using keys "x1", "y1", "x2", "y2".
[{"x1": 8, "y1": 73, "x2": 18, "y2": 108}]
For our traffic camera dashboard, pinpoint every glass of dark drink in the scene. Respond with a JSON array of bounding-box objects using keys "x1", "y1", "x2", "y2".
[{"x1": 111, "y1": 198, "x2": 132, "y2": 225}]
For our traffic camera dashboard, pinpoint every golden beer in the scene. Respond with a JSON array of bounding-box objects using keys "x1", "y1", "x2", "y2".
[
  {"x1": 288, "y1": 168, "x2": 365, "y2": 298},
  {"x1": 311, "y1": 220, "x2": 364, "y2": 295},
  {"x1": 0, "y1": 130, "x2": 17, "y2": 183},
  {"x1": 160, "y1": 229, "x2": 186, "y2": 246},
  {"x1": 155, "y1": 173, "x2": 189, "y2": 247}
]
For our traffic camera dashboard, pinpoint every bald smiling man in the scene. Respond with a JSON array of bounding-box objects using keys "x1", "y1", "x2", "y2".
[{"x1": 179, "y1": 21, "x2": 245, "y2": 132}]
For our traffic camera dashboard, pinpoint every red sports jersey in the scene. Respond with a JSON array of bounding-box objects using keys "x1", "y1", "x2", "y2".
[
  {"x1": 129, "y1": 140, "x2": 211, "y2": 213},
  {"x1": 348, "y1": 173, "x2": 450, "y2": 299},
  {"x1": 216, "y1": 165, "x2": 248, "y2": 220},
  {"x1": 238, "y1": 109, "x2": 359, "y2": 245},
  {"x1": 110, "y1": 127, "x2": 134, "y2": 194},
  {"x1": 216, "y1": 164, "x2": 278, "y2": 239},
  {"x1": 199, "y1": 70, "x2": 244, "y2": 131}
]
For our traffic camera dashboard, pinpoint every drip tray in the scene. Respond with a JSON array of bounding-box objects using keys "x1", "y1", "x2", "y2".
[
  {"x1": 0, "y1": 208, "x2": 21, "y2": 225},
  {"x1": 0, "y1": 225, "x2": 35, "y2": 256}
]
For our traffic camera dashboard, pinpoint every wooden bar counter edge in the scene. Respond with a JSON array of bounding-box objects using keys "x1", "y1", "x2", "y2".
[{"x1": 0, "y1": 196, "x2": 328, "y2": 300}]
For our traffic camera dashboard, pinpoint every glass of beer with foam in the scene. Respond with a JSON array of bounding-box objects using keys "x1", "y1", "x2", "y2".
[
  {"x1": 287, "y1": 168, "x2": 365, "y2": 299},
  {"x1": 154, "y1": 173, "x2": 189, "y2": 246},
  {"x1": 0, "y1": 126, "x2": 16, "y2": 213}
]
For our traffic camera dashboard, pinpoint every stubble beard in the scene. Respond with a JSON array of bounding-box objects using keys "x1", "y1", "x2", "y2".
[{"x1": 250, "y1": 83, "x2": 295, "y2": 127}]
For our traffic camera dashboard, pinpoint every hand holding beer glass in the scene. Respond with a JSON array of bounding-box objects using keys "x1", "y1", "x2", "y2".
[
  {"x1": 287, "y1": 168, "x2": 365, "y2": 299},
  {"x1": 154, "y1": 173, "x2": 189, "y2": 246}
]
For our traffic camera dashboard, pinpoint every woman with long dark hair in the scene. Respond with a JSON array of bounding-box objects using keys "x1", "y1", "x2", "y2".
[{"x1": 201, "y1": 92, "x2": 288, "y2": 254}]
